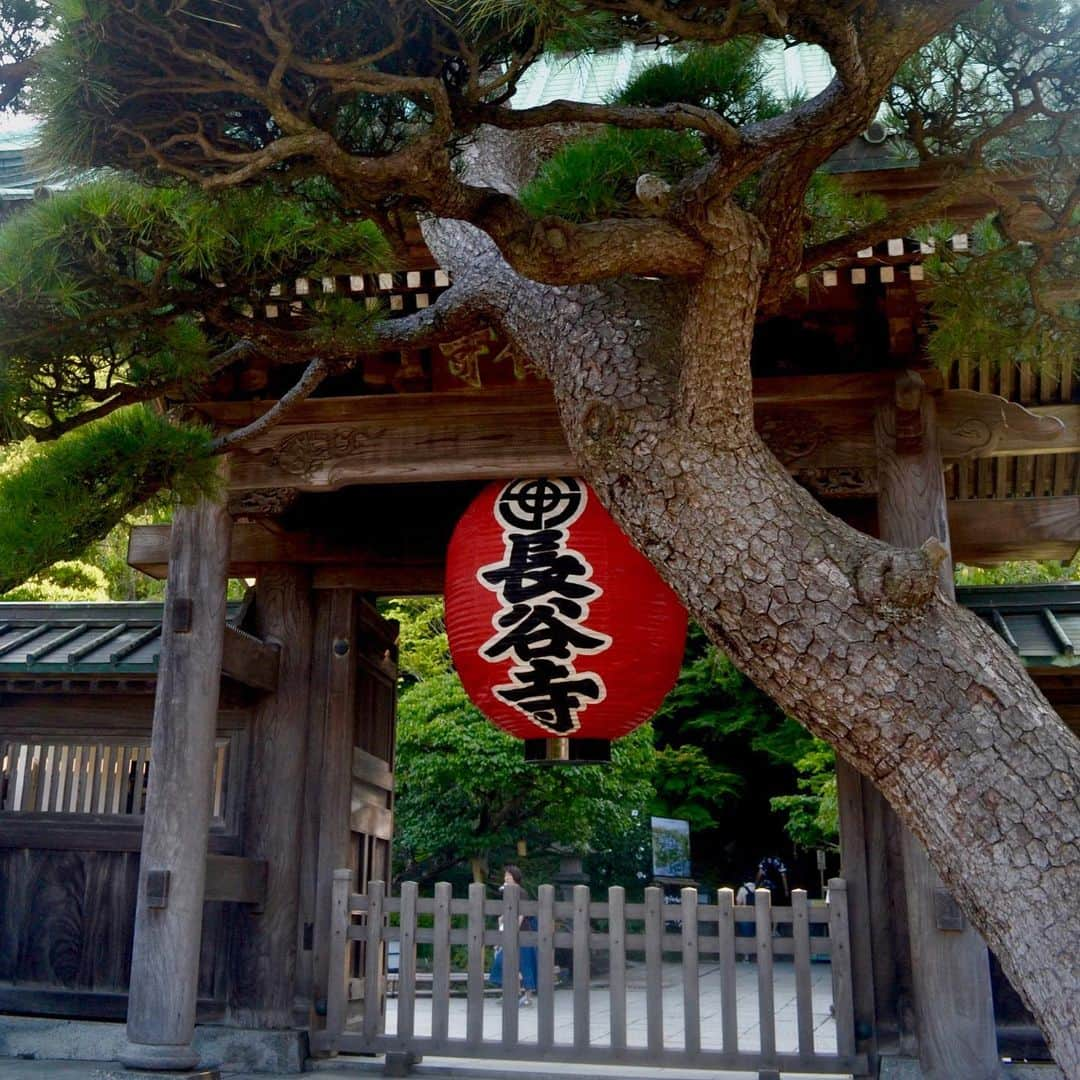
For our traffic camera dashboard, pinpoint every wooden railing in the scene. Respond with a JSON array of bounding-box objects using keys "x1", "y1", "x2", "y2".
[
  {"x1": 0, "y1": 735, "x2": 230, "y2": 821},
  {"x1": 314, "y1": 876, "x2": 867, "y2": 1077}
]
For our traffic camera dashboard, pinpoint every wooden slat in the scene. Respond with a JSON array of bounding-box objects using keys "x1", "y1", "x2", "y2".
[
  {"x1": 34, "y1": 744, "x2": 53, "y2": 812},
  {"x1": 431, "y1": 881, "x2": 452, "y2": 1045},
  {"x1": 792, "y1": 889, "x2": 815, "y2": 1055},
  {"x1": 972, "y1": 364, "x2": 991, "y2": 493},
  {"x1": 681, "y1": 887, "x2": 700, "y2": 1055},
  {"x1": 325, "y1": 868, "x2": 352, "y2": 1042},
  {"x1": 607, "y1": 886, "x2": 627, "y2": 1053},
  {"x1": 131, "y1": 744, "x2": 148, "y2": 814},
  {"x1": 350, "y1": 802, "x2": 394, "y2": 841},
  {"x1": 87, "y1": 744, "x2": 104, "y2": 814},
  {"x1": 16, "y1": 744, "x2": 33, "y2": 811},
  {"x1": 1053, "y1": 454, "x2": 1071, "y2": 498},
  {"x1": 572, "y1": 884, "x2": 591, "y2": 1052},
  {"x1": 0, "y1": 739, "x2": 10, "y2": 811},
  {"x1": 716, "y1": 888, "x2": 738, "y2": 1053},
  {"x1": 397, "y1": 882, "x2": 419, "y2": 1039},
  {"x1": 53, "y1": 744, "x2": 70, "y2": 814},
  {"x1": 466, "y1": 882, "x2": 485, "y2": 1048},
  {"x1": 352, "y1": 747, "x2": 394, "y2": 791},
  {"x1": 1020, "y1": 362, "x2": 1035, "y2": 404},
  {"x1": 362, "y1": 881, "x2": 385, "y2": 1043},
  {"x1": 755, "y1": 889, "x2": 776, "y2": 1061},
  {"x1": 500, "y1": 882, "x2": 520, "y2": 1047},
  {"x1": 211, "y1": 741, "x2": 227, "y2": 821},
  {"x1": 828, "y1": 879, "x2": 858, "y2": 1058},
  {"x1": 996, "y1": 362, "x2": 1015, "y2": 498},
  {"x1": 536, "y1": 884, "x2": 556, "y2": 1051},
  {"x1": 102, "y1": 744, "x2": 121, "y2": 815},
  {"x1": 644, "y1": 886, "x2": 663, "y2": 1055}
]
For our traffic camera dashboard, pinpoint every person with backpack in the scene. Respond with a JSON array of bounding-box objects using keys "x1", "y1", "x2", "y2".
[{"x1": 734, "y1": 877, "x2": 757, "y2": 960}]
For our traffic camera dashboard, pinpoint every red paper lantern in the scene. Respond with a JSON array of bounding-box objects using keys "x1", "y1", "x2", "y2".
[{"x1": 445, "y1": 478, "x2": 687, "y2": 759}]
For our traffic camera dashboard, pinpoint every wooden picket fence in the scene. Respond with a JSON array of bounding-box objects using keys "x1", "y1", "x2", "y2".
[{"x1": 313, "y1": 875, "x2": 867, "y2": 1077}]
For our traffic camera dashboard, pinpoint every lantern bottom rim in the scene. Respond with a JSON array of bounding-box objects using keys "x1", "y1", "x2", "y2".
[{"x1": 524, "y1": 737, "x2": 611, "y2": 765}]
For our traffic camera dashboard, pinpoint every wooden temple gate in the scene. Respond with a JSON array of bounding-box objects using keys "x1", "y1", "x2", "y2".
[{"x1": 1, "y1": 214, "x2": 1077, "y2": 1076}]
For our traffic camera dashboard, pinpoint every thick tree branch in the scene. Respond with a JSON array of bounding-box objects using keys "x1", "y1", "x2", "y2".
[
  {"x1": 0, "y1": 56, "x2": 38, "y2": 108},
  {"x1": 19, "y1": 340, "x2": 257, "y2": 443},
  {"x1": 466, "y1": 97, "x2": 743, "y2": 151},
  {"x1": 800, "y1": 167, "x2": 1001, "y2": 272},
  {"x1": 211, "y1": 355, "x2": 332, "y2": 452}
]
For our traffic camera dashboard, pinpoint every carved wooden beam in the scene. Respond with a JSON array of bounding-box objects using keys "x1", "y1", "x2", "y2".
[
  {"x1": 129, "y1": 493, "x2": 1080, "y2": 587},
  {"x1": 936, "y1": 391, "x2": 1070, "y2": 460},
  {"x1": 196, "y1": 383, "x2": 1076, "y2": 493}
]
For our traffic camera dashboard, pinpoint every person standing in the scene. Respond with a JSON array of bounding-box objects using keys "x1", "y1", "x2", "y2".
[
  {"x1": 489, "y1": 864, "x2": 538, "y2": 1006},
  {"x1": 755, "y1": 854, "x2": 789, "y2": 901}
]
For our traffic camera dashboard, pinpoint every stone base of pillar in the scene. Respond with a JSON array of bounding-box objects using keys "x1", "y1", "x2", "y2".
[
  {"x1": 120, "y1": 1042, "x2": 201, "y2": 1071},
  {"x1": 879, "y1": 1056, "x2": 1060, "y2": 1080},
  {"x1": 0, "y1": 1015, "x2": 306, "y2": 1074},
  {"x1": 117, "y1": 1070, "x2": 220, "y2": 1080}
]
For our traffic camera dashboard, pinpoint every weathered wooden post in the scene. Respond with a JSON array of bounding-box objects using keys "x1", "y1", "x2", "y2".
[
  {"x1": 228, "y1": 565, "x2": 314, "y2": 1028},
  {"x1": 296, "y1": 587, "x2": 359, "y2": 1028},
  {"x1": 873, "y1": 373, "x2": 1001, "y2": 1080},
  {"x1": 123, "y1": 496, "x2": 233, "y2": 1072}
]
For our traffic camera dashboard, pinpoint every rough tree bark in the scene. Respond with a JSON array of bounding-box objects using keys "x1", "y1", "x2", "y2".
[{"x1": 403, "y1": 212, "x2": 1080, "y2": 1076}]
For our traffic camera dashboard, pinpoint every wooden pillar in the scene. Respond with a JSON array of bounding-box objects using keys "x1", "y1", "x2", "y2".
[
  {"x1": 295, "y1": 588, "x2": 359, "y2": 1028},
  {"x1": 837, "y1": 758, "x2": 917, "y2": 1061},
  {"x1": 874, "y1": 375, "x2": 1000, "y2": 1080},
  {"x1": 227, "y1": 566, "x2": 314, "y2": 1027},
  {"x1": 123, "y1": 497, "x2": 233, "y2": 1071}
]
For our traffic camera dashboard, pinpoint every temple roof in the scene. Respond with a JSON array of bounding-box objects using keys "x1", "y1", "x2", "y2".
[
  {"x1": 1, "y1": 588, "x2": 1076, "y2": 677},
  {"x1": 957, "y1": 584, "x2": 1080, "y2": 669},
  {"x1": 0, "y1": 602, "x2": 246, "y2": 675}
]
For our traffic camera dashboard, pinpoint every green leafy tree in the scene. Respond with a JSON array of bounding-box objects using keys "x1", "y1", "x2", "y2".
[
  {"x1": 394, "y1": 672, "x2": 656, "y2": 886},
  {"x1": 652, "y1": 625, "x2": 838, "y2": 872}
]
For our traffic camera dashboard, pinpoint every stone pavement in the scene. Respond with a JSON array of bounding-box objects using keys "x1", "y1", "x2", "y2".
[
  {"x1": 385, "y1": 958, "x2": 839, "y2": 1055},
  {"x1": 0, "y1": 958, "x2": 848, "y2": 1079}
]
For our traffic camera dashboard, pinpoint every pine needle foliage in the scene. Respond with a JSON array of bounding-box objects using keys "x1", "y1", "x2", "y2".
[
  {"x1": 520, "y1": 41, "x2": 784, "y2": 222},
  {"x1": 919, "y1": 216, "x2": 1079, "y2": 376},
  {"x1": 616, "y1": 38, "x2": 779, "y2": 122},
  {"x1": 0, "y1": 406, "x2": 217, "y2": 592},
  {"x1": 521, "y1": 128, "x2": 705, "y2": 221},
  {"x1": 0, "y1": 178, "x2": 391, "y2": 441}
]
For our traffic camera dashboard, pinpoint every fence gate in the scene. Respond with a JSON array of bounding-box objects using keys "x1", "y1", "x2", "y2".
[{"x1": 314, "y1": 876, "x2": 869, "y2": 1078}]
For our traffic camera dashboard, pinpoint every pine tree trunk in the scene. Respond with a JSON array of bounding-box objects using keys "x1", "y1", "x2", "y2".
[{"x1": 432, "y1": 212, "x2": 1080, "y2": 1074}]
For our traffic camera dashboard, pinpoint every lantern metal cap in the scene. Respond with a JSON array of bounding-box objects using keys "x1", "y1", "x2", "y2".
[{"x1": 524, "y1": 737, "x2": 611, "y2": 765}]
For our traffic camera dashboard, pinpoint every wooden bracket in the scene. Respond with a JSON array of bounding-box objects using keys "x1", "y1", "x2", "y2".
[
  {"x1": 172, "y1": 598, "x2": 193, "y2": 634},
  {"x1": 932, "y1": 887, "x2": 966, "y2": 931},
  {"x1": 146, "y1": 868, "x2": 171, "y2": 908},
  {"x1": 938, "y1": 389, "x2": 1067, "y2": 460},
  {"x1": 222, "y1": 625, "x2": 281, "y2": 692},
  {"x1": 894, "y1": 371, "x2": 926, "y2": 456},
  {"x1": 204, "y1": 854, "x2": 269, "y2": 911}
]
